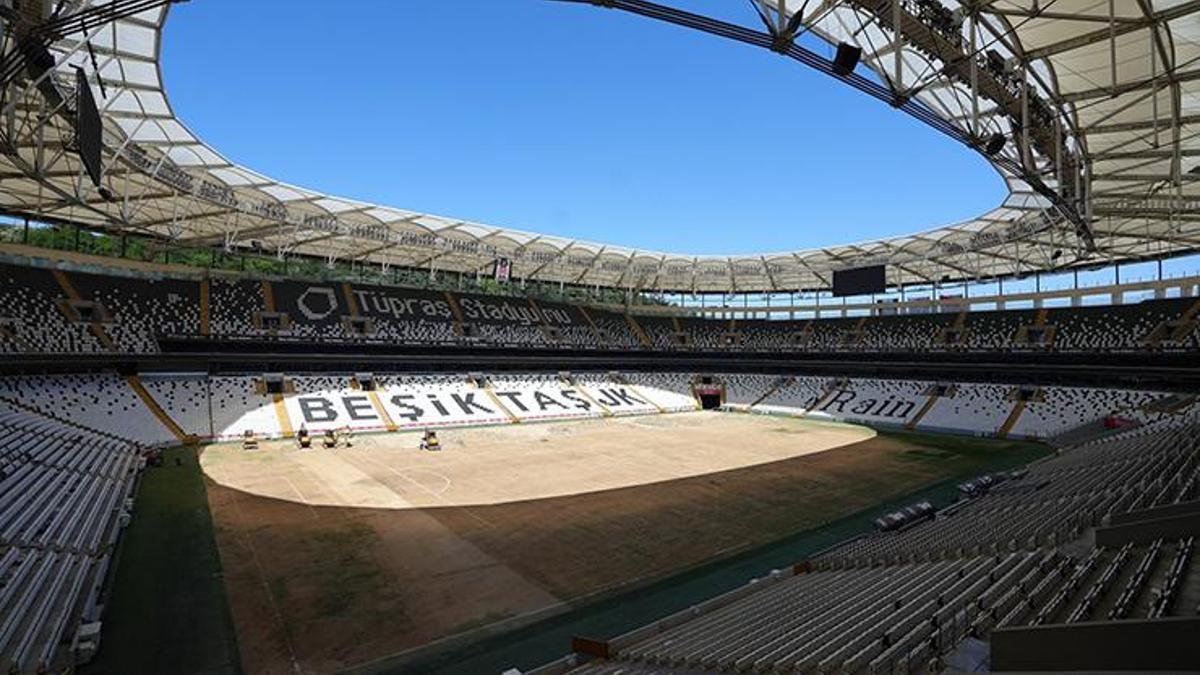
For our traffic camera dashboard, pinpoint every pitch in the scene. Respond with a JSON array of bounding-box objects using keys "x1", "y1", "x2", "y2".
[
  {"x1": 202, "y1": 412, "x2": 876, "y2": 509},
  {"x1": 198, "y1": 412, "x2": 1034, "y2": 674}
]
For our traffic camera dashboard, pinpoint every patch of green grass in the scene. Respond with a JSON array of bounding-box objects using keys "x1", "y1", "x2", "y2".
[
  {"x1": 269, "y1": 576, "x2": 290, "y2": 606},
  {"x1": 900, "y1": 448, "x2": 954, "y2": 459},
  {"x1": 876, "y1": 428, "x2": 1050, "y2": 474},
  {"x1": 289, "y1": 520, "x2": 403, "y2": 626},
  {"x1": 82, "y1": 447, "x2": 240, "y2": 675},
  {"x1": 310, "y1": 520, "x2": 376, "y2": 549}
]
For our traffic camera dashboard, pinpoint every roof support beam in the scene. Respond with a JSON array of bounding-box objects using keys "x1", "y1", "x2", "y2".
[
  {"x1": 1084, "y1": 113, "x2": 1200, "y2": 135},
  {"x1": 1060, "y1": 64, "x2": 1200, "y2": 103},
  {"x1": 1021, "y1": 0, "x2": 1200, "y2": 60},
  {"x1": 1092, "y1": 148, "x2": 1200, "y2": 161}
]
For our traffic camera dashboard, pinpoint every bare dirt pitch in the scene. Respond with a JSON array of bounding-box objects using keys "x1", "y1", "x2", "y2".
[{"x1": 200, "y1": 412, "x2": 993, "y2": 674}]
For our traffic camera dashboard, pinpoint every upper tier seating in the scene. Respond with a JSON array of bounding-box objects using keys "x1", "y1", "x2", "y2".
[
  {"x1": 208, "y1": 279, "x2": 266, "y2": 338},
  {"x1": 964, "y1": 309, "x2": 1035, "y2": 350},
  {"x1": 635, "y1": 315, "x2": 677, "y2": 349},
  {"x1": 0, "y1": 266, "x2": 104, "y2": 354},
  {"x1": 733, "y1": 320, "x2": 796, "y2": 351},
  {"x1": 2, "y1": 262, "x2": 1198, "y2": 355},
  {"x1": 67, "y1": 269, "x2": 200, "y2": 353},
  {"x1": 1053, "y1": 299, "x2": 1191, "y2": 351},
  {"x1": 859, "y1": 312, "x2": 955, "y2": 351},
  {"x1": 272, "y1": 280, "x2": 458, "y2": 344},
  {"x1": 588, "y1": 309, "x2": 642, "y2": 349}
]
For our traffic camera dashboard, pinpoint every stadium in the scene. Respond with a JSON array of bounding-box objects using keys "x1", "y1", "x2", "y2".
[{"x1": 0, "y1": 1, "x2": 1198, "y2": 674}]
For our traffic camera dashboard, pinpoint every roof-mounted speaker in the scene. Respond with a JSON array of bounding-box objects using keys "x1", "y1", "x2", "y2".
[
  {"x1": 984, "y1": 133, "x2": 1006, "y2": 156},
  {"x1": 832, "y1": 42, "x2": 861, "y2": 77}
]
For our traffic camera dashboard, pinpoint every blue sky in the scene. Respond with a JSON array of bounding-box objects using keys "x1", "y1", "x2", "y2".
[{"x1": 161, "y1": 0, "x2": 1005, "y2": 256}]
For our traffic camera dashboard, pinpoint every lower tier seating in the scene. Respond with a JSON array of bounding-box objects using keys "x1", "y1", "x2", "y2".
[
  {"x1": 0, "y1": 400, "x2": 146, "y2": 674},
  {"x1": 538, "y1": 409, "x2": 1200, "y2": 675}
]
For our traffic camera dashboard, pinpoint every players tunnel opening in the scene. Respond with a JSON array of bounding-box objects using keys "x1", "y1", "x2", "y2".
[{"x1": 699, "y1": 393, "x2": 722, "y2": 410}]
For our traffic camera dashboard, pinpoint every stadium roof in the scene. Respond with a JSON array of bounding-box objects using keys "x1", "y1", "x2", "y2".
[{"x1": 0, "y1": 0, "x2": 1198, "y2": 293}]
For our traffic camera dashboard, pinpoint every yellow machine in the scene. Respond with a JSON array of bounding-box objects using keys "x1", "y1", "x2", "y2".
[{"x1": 420, "y1": 429, "x2": 441, "y2": 451}]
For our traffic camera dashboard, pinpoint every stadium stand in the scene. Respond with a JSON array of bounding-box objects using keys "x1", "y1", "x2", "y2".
[
  {"x1": 66, "y1": 268, "x2": 200, "y2": 353},
  {"x1": 6, "y1": 2, "x2": 1200, "y2": 672},
  {"x1": 621, "y1": 373, "x2": 698, "y2": 413},
  {"x1": 0, "y1": 262, "x2": 1194, "y2": 674},
  {"x1": 719, "y1": 373, "x2": 778, "y2": 406},
  {"x1": 485, "y1": 373, "x2": 602, "y2": 422},
  {"x1": 6, "y1": 261, "x2": 1200, "y2": 356},
  {"x1": 734, "y1": 320, "x2": 797, "y2": 351},
  {"x1": 286, "y1": 374, "x2": 384, "y2": 433},
  {"x1": 629, "y1": 315, "x2": 674, "y2": 349},
  {"x1": 573, "y1": 552, "x2": 1050, "y2": 674},
  {"x1": 0, "y1": 375, "x2": 176, "y2": 446},
  {"x1": 1053, "y1": 301, "x2": 1171, "y2": 351},
  {"x1": 341, "y1": 284, "x2": 459, "y2": 344},
  {"x1": 859, "y1": 312, "x2": 954, "y2": 352},
  {"x1": 0, "y1": 399, "x2": 147, "y2": 673},
  {"x1": 0, "y1": 369, "x2": 1179, "y2": 446},
  {"x1": 754, "y1": 375, "x2": 829, "y2": 415},
  {"x1": 1, "y1": 250, "x2": 1196, "y2": 675},
  {"x1": 818, "y1": 420, "x2": 1197, "y2": 565},
  {"x1": 139, "y1": 374, "x2": 212, "y2": 439},
  {"x1": 208, "y1": 279, "x2": 267, "y2": 338},
  {"x1": 569, "y1": 373, "x2": 661, "y2": 416},
  {"x1": 378, "y1": 374, "x2": 512, "y2": 429},
  {"x1": 455, "y1": 292, "x2": 552, "y2": 346},
  {"x1": 800, "y1": 317, "x2": 848, "y2": 351},
  {"x1": 526, "y1": 300, "x2": 598, "y2": 348},
  {"x1": 963, "y1": 308, "x2": 1034, "y2": 351},
  {"x1": 585, "y1": 309, "x2": 641, "y2": 349},
  {"x1": 533, "y1": 410, "x2": 1200, "y2": 675},
  {"x1": 801, "y1": 377, "x2": 931, "y2": 427},
  {"x1": 919, "y1": 383, "x2": 1014, "y2": 437},
  {"x1": 0, "y1": 264, "x2": 105, "y2": 354},
  {"x1": 1011, "y1": 387, "x2": 1161, "y2": 439},
  {"x1": 208, "y1": 376, "x2": 281, "y2": 441}
]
